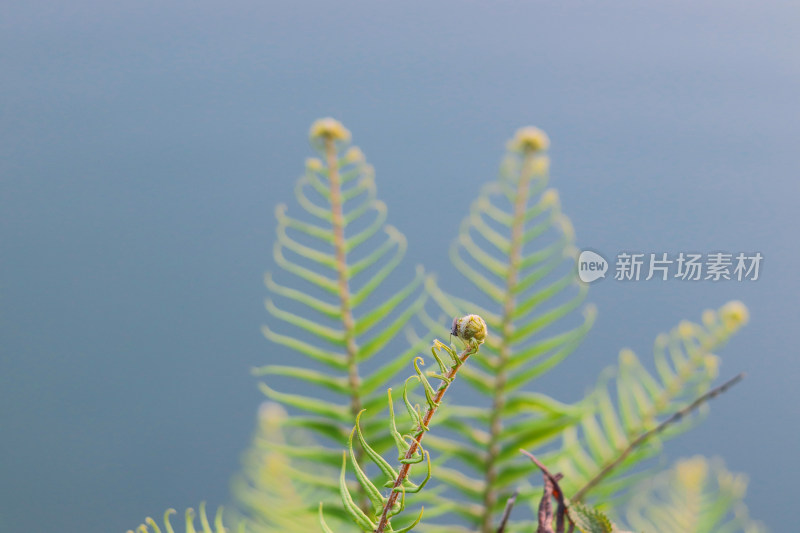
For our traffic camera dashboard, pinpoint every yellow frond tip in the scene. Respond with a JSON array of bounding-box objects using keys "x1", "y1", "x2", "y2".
[
  {"x1": 675, "y1": 456, "x2": 709, "y2": 487},
  {"x1": 310, "y1": 118, "x2": 351, "y2": 143},
  {"x1": 344, "y1": 146, "x2": 365, "y2": 164},
  {"x1": 704, "y1": 354, "x2": 720, "y2": 377},
  {"x1": 508, "y1": 126, "x2": 550, "y2": 153},
  {"x1": 701, "y1": 309, "x2": 717, "y2": 327},
  {"x1": 258, "y1": 401, "x2": 288, "y2": 423},
  {"x1": 619, "y1": 348, "x2": 637, "y2": 366},
  {"x1": 654, "y1": 332, "x2": 669, "y2": 348},
  {"x1": 530, "y1": 155, "x2": 550, "y2": 175},
  {"x1": 677, "y1": 320, "x2": 695, "y2": 338},
  {"x1": 720, "y1": 300, "x2": 749, "y2": 329},
  {"x1": 717, "y1": 468, "x2": 748, "y2": 497},
  {"x1": 540, "y1": 188, "x2": 560, "y2": 209},
  {"x1": 306, "y1": 157, "x2": 324, "y2": 172}
]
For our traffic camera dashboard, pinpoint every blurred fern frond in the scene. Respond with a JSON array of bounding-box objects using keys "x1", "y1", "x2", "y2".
[
  {"x1": 622, "y1": 456, "x2": 766, "y2": 533},
  {"x1": 245, "y1": 118, "x2": 430, "y2": 522},
  {"x1": 126, "y1": 503, "x2": 237, "y2": 533},
  {"x1": 557, "y1": 301, "x2": 750, "y2": 506},
  {"x1": 231, "y1": 403, "x2": 323, "y2": 533},
  {"x1": 419, "y1": 128, "x2": 752, "y2": 533},
  {"x1": 420, "y1": 127, "x2": 594, "y2": 532}
]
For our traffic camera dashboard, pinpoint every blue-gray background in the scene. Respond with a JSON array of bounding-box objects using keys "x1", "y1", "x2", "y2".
[{"x1": 1, "y1": 1, "x2": 798, "y2": 531}]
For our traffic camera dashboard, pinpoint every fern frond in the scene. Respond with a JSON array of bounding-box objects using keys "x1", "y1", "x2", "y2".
[
  {"x1": 321, "y1": 332, "x2": 484, "y2": 533},
  {"x1": 127, "y1": 503, "x2": 236, "y2": 533},
  {"x1": 422, "y1": 127, "x2": 594, "y2": 532},
  {"x1": 248, "y1": 119, "x2": 430, "y2": 515},
  {"x1": 622, "y1": 456, "x2": 766, "y2": 533},
  {"x1": 556, "y1": 301, "x2": 750, "y2": 504},
  {"x1": 231, "y1": 403, "x2": 326, "y2": 533}
]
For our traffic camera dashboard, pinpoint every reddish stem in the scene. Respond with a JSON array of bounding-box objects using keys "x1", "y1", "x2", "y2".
[{"x1": 374, "y1": 345, "x2": 475, "y2": 533}]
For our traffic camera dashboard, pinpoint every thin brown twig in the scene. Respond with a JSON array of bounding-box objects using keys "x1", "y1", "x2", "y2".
[
  {"x1": 571, "y1": 372, "x2": 746, "y2": 503},
  {"x1": 496, "y1": 489, "x2": 519, "y2": 533}
]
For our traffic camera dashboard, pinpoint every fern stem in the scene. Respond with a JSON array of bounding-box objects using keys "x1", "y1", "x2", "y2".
[
  {"x1": 481, "y1": 149, "x2": 537, "y2": 533},
  {"x1": 325, "y1": 137, "x2": 367, "y2": 508},
  {"x1": 324, "y1": 137, "x2": 363, "y2": 420},
  {"x1": 571, "y1": 373, "x2": 745, "y2": 503},
  {"x1": 375, "y1": 345, "x2": 476, "y2": 533}
]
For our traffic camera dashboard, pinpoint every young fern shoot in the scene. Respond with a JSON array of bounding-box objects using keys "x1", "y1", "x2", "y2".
[{"x1": 320, "y1": 315, "x2": 488, "y2": 533}]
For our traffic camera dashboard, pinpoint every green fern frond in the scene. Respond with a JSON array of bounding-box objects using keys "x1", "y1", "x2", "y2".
[
  {"x1": 249, "y1": 119, "x2": 431, "y2": 514},
  {"x1": 622, "y1": 456, "x2": 766, "y2": 533},
  {"x1": 421, "y1": 127, "x2": 594, "y2": 532},
  {"x1": 556, "y1": 301, "x2": 750, "y2": 504},
  {"x1": 321, "y1": 332, "x2": 484, "y2": 533},
  {"x1": 127, "y1": 503, "x2": 236, "y2": 533}
]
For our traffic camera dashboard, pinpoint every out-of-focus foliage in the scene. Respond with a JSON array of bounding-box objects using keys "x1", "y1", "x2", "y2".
[
  {"x1": 232, "y1": 403, "x2": 321, "y2": 532},
  {"x1": 555, "y1": 302, "x2": 750, "y2": 505},
  {"x1": 126, "y1": 503, "x2": 236, "y2": 533},
  {"x1": 622, "y1": 456, "x2": 766, "y2": 533}
]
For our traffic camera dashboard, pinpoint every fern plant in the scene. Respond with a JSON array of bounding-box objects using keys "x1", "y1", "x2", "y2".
[
  {"x1": 250, "y1": 118, "x2": 433, "y2": 524},
  {"x1": 415, "y1": 127, "x2": 596, "y2": 532},
  {"x1": 126, "y1": 119, "x2": 763, "y2": 533}
]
